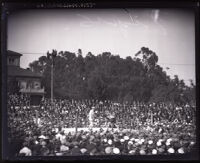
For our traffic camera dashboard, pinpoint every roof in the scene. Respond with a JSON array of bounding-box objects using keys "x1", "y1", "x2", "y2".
[
  {"x1": 8, "y1": 66, "x2": 43, "y2": 78},
  {"x1": 20, "y1": 88, "x2": 45, "y2": 94},
  {"x1": 7, "y1": 50, "x2": 23, "y2": 57}
]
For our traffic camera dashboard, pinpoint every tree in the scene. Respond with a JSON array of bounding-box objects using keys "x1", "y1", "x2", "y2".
[
  {"x1": 78, "y1": 49, "x2": 82, "y2": 56},
  {"x1": 135, "y1": 47, "x2": 158, "y2": 71},
  {"x1": 29, "y1": 56, "x2": 48, "y2": 74},
  {"x1": 28, "y1": 48, "x2": 195, "y2": 104}
]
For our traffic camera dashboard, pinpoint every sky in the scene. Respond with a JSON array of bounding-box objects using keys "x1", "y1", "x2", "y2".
[{"x1": 7, "y1": 9, "x2": 195, "y2": 86}]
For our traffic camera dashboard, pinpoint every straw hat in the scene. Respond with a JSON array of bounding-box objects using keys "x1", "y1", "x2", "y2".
[
  {"x1": 113, "y1": 148, "x2": 120, "y2": 154},
  {"x1": 120, "y1": 139, "x2": 125, "y2": 143},
  {"x1": 128, "y1": 141, "x2": 133, "y2": 145},
  {"x1": 178, "y1": 148, "x2": 184, "y2": 154},
  {"x1": 108, "y1": 139, "x2": 112, "y2": 145},
  {"x1": 80, "y1": 148, "x2": 88, "y2": 154},
  {"x1": 152, "y1": 149, "x2": 157, "y2": 154},
  {"x1": 139, "y1": 149, "x2": 146, "y2": 155},
  {"x1": 105, "y1": 147, "x2": 112, "y2": 154},
  {"x1": 168, "y1": 148, "x2": 175, "y2": 154},
  {"x1": 124, "y1": 136, "x2": 129, "y2": 140},
  {"x1": 148, "y1": 140, "x2": 153, "y2": 145}
]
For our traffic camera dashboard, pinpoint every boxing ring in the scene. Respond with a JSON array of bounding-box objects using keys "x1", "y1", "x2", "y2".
[{"x1": 53, "y1": 127, "x2": 135, "y2": 134}]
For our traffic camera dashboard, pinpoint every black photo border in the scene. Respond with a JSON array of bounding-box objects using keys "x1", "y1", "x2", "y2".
[{"x1": 1, "y1": 0, "x2": 199, "y2": 161}]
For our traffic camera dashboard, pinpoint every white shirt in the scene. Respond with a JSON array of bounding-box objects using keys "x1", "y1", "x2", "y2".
[
  {"x1": 89, "y1": 109, "x2": 94, "y2": 120},
  {"x1": 60, "y1": 135, "x2": 66, "y2": 144},
  {"x1": 38, "y1": 135, "x2": 46, "y2": 139},
  {"x1": 55, "y1": 133, "x2": 62, "y2": 140}
]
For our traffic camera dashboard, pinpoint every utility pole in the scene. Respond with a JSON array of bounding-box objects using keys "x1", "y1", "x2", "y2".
[
  {"x1": 47, "y1": 49, "x2": 57, "y2": 106},
  {"x1": 51, "y1": 62, "x2": 54, "y2": 103}
]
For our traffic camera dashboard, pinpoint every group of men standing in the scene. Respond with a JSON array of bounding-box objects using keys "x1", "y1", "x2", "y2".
[{"x1": 88, "y1": 107, "x2": 116, "y2": 129}]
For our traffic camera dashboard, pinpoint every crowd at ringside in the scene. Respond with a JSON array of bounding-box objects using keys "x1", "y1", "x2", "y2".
[{"x1": 7, "y1": 94, "x2": 196, "y2": 156}]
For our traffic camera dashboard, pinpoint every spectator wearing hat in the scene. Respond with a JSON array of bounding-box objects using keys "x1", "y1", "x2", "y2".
[
  {"x1": 8, "y1": 94, "x2": 196, "y2": 156},
  {"x1": 70, "y1": 142, "x2": 81, "y2": 155},
  {"x1": 40, "y1": 140, "x2": 49, "y2": 156},
  {"x1": 19, "y1": 142, "x2": 32, "y2": 156},
  {"x1": 60, "y1": 142, "x2": 70, "y2": 155}
]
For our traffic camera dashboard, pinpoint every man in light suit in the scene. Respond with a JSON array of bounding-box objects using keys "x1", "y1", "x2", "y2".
[{"x1": 88, "y1": 107, "x2": 95, "y2": 128}]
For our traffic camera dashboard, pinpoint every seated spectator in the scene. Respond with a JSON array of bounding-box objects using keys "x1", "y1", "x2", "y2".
[{"x1": 19, "y1": 142, "x2": 32, "y2": 156}]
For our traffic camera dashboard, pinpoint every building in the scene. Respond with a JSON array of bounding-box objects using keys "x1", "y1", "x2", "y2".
[{"x1": 7, "y1": 50, "x2": 45, "y2": 105}]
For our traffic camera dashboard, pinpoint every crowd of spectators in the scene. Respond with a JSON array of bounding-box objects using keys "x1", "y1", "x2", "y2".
[{"x1": 7, "y1": 93, "x2": 196, "y2": 156}]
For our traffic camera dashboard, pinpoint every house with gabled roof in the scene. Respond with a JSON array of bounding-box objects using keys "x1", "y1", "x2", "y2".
[{"x1": 7, "y1": 50, "x2": 45, "y2": 105}]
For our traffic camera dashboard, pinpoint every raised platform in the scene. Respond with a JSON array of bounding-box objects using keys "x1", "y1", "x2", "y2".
[{"x1": 55, "y1": 127, "x2": 135, "y2": 134}]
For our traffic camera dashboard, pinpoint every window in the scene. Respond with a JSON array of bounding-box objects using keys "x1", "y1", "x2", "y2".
[{"x1": 9, "y1": 58, "x2": 15, "y2": 64}]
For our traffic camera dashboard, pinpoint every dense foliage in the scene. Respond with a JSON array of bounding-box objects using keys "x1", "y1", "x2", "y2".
[{"x1": 29, "y1": 47, "x2": 195, "y2": 104}]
